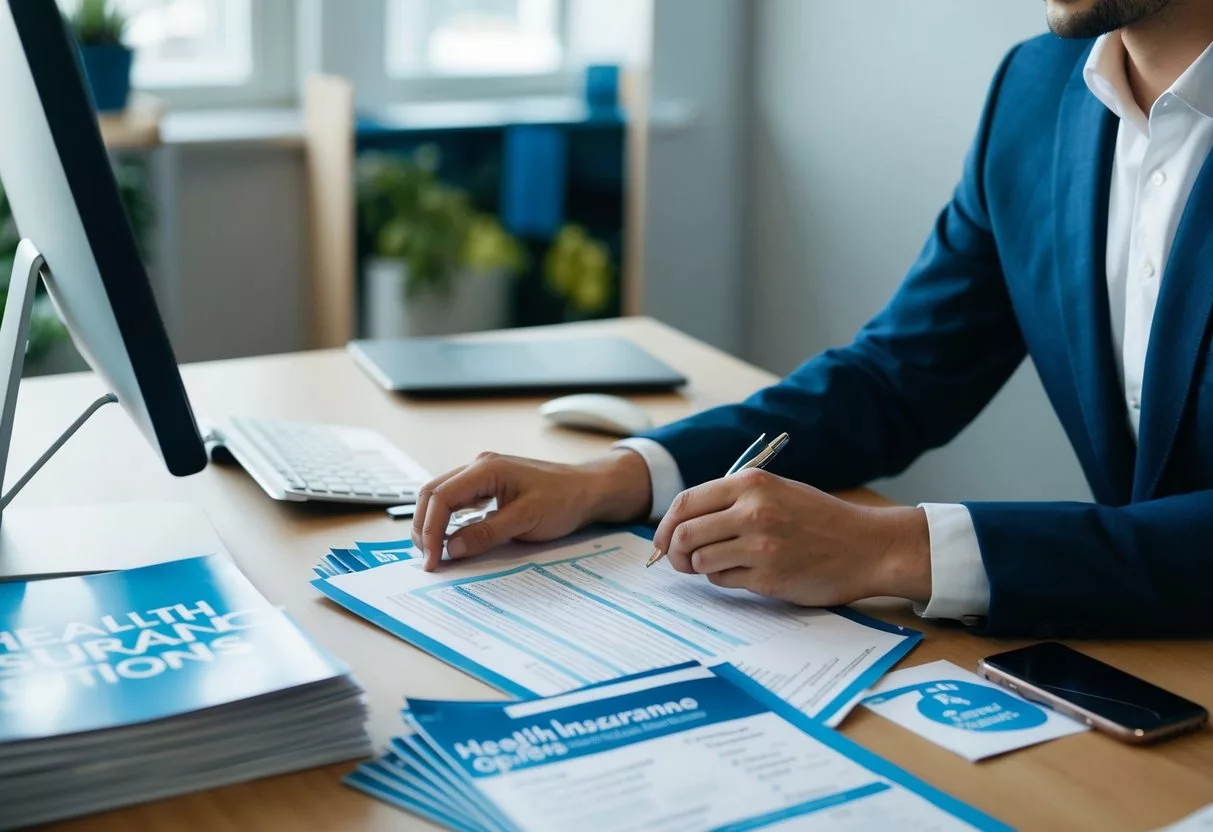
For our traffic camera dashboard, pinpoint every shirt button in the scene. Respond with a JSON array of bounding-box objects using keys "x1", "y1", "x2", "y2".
[
  {"x1": 1129, "y1": 396, "x2": 1141, "y2": 410},
  {"x1": 1151, "y1": 170, "x2": 1167, "y2": 186},
  {"x1": 1140, "y1": 261, "x2": 1157, "y2": 279}
]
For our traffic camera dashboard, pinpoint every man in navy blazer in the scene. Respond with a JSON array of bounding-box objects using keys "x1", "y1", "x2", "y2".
[{"x1": 413, "y1": 0, "x2": 1213, "y2": 638}]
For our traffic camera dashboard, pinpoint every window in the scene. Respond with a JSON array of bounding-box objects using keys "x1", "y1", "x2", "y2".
[
  {"x1": 387, "y1": 0, "x2": 563, "y2": 78},
  {"x1": 120, "y1": 0, "x2": 253, "y2": 88},
  {"x1": 58, "y1": 0, "x2": 293, "y2": 107},
  {"x1": 386, "y1": 0, "x2": 647, "y2": 80}
]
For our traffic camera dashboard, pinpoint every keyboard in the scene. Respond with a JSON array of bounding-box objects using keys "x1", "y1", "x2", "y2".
[{"x1": 209, "y1": 417, "x2": 431, "y2": 506}]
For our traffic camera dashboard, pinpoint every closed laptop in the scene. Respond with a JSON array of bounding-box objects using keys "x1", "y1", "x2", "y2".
[{"x1": 348, "y1": 335, "x2": 687, "y2": 395}]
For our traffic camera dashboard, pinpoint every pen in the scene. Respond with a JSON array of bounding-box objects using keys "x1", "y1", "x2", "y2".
[
  {"x1": 645, "y1": 431, "x2": 790, "y2": 568},
  {"x1": 726, "y1": 433, "x2": 767, "y2": 475}
]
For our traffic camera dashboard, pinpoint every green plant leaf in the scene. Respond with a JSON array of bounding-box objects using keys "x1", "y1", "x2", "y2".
[
  {"x1": 544, "y1": 224, "x2": 614, "y2": 317},
  {"x1": 69, "y1": 0, "x2": 129, "y2": 46}
]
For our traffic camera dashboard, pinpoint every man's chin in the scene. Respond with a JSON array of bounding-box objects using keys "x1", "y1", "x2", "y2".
[
  {"x1": 1046, "y1": 0, "x2": 1173, "y2": 39},
  {"x1": 1046, "y1": 0, "x2": 1105, "y2": 38}
]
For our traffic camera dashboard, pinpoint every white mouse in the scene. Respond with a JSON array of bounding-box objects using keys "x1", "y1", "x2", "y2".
[{"x1": 539, "y1": 394, "x2": 654, "y2": 437}]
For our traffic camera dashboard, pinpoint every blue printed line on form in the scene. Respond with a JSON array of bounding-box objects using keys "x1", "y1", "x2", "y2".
[
  {"x1": 412, "y1": 574, "x2": 605, "y2": 685},
  {"x1": 565, "y1": 560, "x2": 748, "y2": 648},
  {"x1": 543, "y1": 549, "x2": 747, "y2": 647},
  {"x1": 711, "y1": 782, "x2": 892, "y2": 832},
  {"x1": 534, "y1": 565, "x2": 715, "y2": 658},
  {"x1": 452, "y1": 581, "x2": 628, "y2": 677}
]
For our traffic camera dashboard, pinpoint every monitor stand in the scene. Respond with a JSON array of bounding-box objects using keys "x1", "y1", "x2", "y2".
[{"x1": 0, "y1": 241, "x2": 228, "y2": 580}]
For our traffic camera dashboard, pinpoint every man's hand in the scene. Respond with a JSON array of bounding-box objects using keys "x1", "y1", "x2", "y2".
[
  {"x1": 651, "y1": 469, "x2": 932, "y2": 607},
  {"x1": 412, "y1": 450, "x2": 652, "y2": 571}
]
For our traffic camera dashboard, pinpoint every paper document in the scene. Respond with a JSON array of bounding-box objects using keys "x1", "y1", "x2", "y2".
[
  {"x1": 1155, "y1": 805, "x2": 1213, "y2": 832},
  {"x1": 313, "y1": 530, "x2": 920, "y2": 723},
  {"x1": 346, "y1": 662, "x2": 1012, "y2": 831},
  {"x1": 861, "y1": 660, "x2": 1087, "y2": 761}
]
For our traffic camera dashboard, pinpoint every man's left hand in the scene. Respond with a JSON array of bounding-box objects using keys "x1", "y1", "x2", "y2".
[{"x1": 651, "y1": 469, "x2": 933, "y2": 607}]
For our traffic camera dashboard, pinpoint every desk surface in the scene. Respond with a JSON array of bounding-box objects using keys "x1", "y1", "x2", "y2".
[
  {"x1": 16, "y1": 318, "x2": 1211, "y2": 831},
  {"x1": 97, "y1": 94, "x2": 163, "y2": 150}
]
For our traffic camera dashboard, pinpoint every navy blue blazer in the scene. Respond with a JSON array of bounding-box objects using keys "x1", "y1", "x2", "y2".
[{"x1": 643, "y1": 34, "x2": 1213, "y2": 638}]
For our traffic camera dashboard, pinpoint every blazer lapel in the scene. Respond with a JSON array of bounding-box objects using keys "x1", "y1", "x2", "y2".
[
  {"x1": 1133, "y1": 149, "x2": 1213, "y2": 500},
  {"x1": 1053, "y1": 69, "x2": 1137, "y2": 505}
]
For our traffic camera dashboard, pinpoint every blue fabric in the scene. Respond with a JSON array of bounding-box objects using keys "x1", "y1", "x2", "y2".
[{"x1": 642, "y1": 34, "x2": 1213, "y2": 638}]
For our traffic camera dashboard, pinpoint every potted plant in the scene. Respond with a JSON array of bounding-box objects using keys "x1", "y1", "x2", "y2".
[
  {"x1": 69, "y1": 0, "x2": 134, "y2": 113},
  {"x1": 544, "y1": 224, "x2": 614, "y2": 320},
  {"x1": 356, "y1": 147, "x2": 527, "y2": 339}
]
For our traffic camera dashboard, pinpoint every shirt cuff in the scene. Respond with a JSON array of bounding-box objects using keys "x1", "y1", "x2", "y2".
[
  {"x1": 915, "y1": 503, "x2": 991, "y2": 621},
  {"x1": 613, "y1": 438, "x2": 685, "y2": 523}
]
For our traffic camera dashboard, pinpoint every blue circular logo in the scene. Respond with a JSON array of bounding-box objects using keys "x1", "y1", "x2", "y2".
[{"x1": 865, "y1": 680, "x2": 1048, "y2": 732}]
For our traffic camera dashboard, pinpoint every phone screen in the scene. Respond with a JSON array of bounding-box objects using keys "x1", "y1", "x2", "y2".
[{"x1": 983, "y1": 642, "x2": 1207, "y2": 731}]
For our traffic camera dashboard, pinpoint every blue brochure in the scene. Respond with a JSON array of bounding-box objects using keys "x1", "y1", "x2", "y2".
[
  {"x1": 0, "y1": 554, "x2": 352, "y2": 742},
  {"x1": 347, "y1": 662, "x2": 1011, "y2": 832}
]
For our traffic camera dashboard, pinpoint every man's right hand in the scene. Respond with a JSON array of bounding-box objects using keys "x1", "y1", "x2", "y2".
[{"x1": 410, "y1": 450, "x2": 653, "y2": 571}]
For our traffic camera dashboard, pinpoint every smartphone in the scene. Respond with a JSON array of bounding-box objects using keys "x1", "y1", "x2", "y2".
[{"x1": 977, "y1": 642, "x2": 1208, "y2": 743}]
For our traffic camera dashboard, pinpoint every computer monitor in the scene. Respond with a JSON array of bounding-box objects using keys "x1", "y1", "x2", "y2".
[{"x1": 0, "y1": 1, "x2": 207, "y2": 484}]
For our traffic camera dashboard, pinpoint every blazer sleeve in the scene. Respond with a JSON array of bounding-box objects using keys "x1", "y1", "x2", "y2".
[
  {"x1": 642, "y1": 46, "x2": 1026, "y2": 492},
  {"x1": 967, "y1": 494, "x2": 1213, "y2": 637}
]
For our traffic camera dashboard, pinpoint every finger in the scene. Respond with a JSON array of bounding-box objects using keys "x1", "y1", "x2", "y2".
[
  {"x1": 706, "y1": 567, "x2": 752, "y2": 590},
  {"x1": 664, "y1": 510, "x2": 740, "y2": 575},
  {"x1": 653, "y1": 478, "x2": 745, "y2": 557},
  {"x1": 420, "y1": 464, "x2": 501, "y2": 570},
  {"x1": 445, "y1": 500, "x2": 540, "y2": 561},
  {"x1": 688, "y1": 538, "x2": 753, "y2": 575},
  {"x1": 411, "y1": 466, "x2": 465, "y2": 552}
]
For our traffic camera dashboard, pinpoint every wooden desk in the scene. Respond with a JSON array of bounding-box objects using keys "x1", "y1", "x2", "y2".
[
  {"x1": 14, "y1": 318, "x2": 1209, "y2": 831},
  {"x1": 98, "y1": 94, "x2": 163, "y2": 151}
]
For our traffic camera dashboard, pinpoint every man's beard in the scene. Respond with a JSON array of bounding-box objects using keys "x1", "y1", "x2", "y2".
[{"x1": 1047, "y1": 0, "x2": 1174, "y2": 38}]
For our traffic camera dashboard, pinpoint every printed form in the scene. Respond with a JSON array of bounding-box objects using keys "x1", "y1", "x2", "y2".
[
  {"x1": 369, "y1": 663, "x2": 1008, "y2": 832},
  {"x1": 317, "y1": 531, "x2": 919, "y2": 721}
]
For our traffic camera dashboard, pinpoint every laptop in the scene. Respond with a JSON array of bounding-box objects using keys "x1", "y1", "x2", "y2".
[{"x1": 347, "y1": 335, "x2": 687, "y2": 396}]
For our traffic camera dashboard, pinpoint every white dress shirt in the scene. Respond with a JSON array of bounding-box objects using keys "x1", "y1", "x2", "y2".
[{"x1": 619, "y1": 32, "x2": 1213, "y2": 620}]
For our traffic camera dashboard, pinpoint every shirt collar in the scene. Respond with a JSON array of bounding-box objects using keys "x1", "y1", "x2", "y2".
[{"x1": 1083, "y1": 32, "x2": 1213, "y2": 134}]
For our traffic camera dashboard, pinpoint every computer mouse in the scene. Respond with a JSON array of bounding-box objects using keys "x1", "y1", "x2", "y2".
[{"x1": 538, "y1": 394, "x2": 654, "y2": 437}]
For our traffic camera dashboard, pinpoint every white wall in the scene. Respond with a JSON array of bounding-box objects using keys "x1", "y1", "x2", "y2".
[
  {"x1": 169, "y1": 147, "x2": 309, "y2": 362},
  {"x1": 745, "y1": 0, "x2": 1092, "y2": 504},
  {"x1": 642, "y1": 0, "x2": 747, "y2": 355}
]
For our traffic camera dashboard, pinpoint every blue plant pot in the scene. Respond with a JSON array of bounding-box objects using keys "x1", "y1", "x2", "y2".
[
  {"x1": 584, "y1": 64, "x2": 620, "y2": 116},
  {"x1": 78, "y1": 44, "x2": 133, "y2": 113}
]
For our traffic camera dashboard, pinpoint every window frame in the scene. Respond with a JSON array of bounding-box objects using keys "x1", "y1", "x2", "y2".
[{"x1": 130, "y1": 0, "x2": 297, "y2": 110}]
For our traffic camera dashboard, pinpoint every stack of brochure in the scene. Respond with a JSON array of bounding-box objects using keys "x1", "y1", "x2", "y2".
[
  {"x1": 0, "y1": 555, "x2": 370, "y2": 829},
  {"x1": 347, "y1": 662, "x2": 1011, "y2": 831}
]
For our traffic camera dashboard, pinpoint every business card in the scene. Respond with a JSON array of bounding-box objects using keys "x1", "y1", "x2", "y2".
[{"x1": 860, "y1": 659, "x2": 1087, "y2": 761}]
